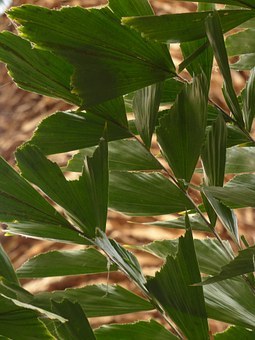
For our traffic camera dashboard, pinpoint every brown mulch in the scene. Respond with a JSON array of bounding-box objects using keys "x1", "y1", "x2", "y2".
[{"x1": 0, "y1": 0, "x2": 254, "y2": 335}]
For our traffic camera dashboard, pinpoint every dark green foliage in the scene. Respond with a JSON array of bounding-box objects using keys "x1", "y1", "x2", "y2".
[{"x1": 0, "y1": 0, "x2": 255, "y2": 338}]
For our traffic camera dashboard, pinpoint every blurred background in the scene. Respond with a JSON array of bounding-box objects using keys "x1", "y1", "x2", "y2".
[{"x1": 0, "y1": 0, "x2": 254, "y2": 334}]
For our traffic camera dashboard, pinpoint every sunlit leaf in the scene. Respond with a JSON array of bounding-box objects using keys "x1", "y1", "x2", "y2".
[
  {"x1": 95, "y1": 320, "x2": 177, "y2": 340},
  {"x1": 9, "y1": 5, "x2": 175, "y2": 106},
  {"x1": 225, "y1": 146, "x2": 255, "y2": 173},
  {"x1": 109, "y1": 0, "x2": 154, "y2": 17},
  {"x1": 226, "y1": 29, "x2": 255, "y2": 57},
  {"x1": 215, "y1": 326, "x2": 255, "y2": 339},
  {"x1": 141, "y1": 238, "x2": 233, "y2": 275},
  {"x1": 16, "y1": 139, "x2": 108, "y2": 238},
  {"x1": 16, "y1": 248, "x2": 117, "y2": 278},
  {"x1": 200, "y1": 245, "x2": 255, "y2": 285},
  {"x1": 95, "y1": 230, "x2": 146, "y2": 290},
  {"x1": 205, "y1": 174, "x2": 255, "y2": 208},
  {"x1": 65, "y1": 139, "x2": 162, "y2": 172},
  {"x1": 0, "y1": 294, "x2": 54, "y2": 340},
  {"x1": 29, "y1": 111, "x2": 131, "y2": 155},
  {"x1": 204, "y1": 277, "x2": 255, "y2": 328},
  {"x1": 142, "y1": 213, "x2": 211, "y2": 232},
  {"x1": 146, "y1": 227, "x2": 209, "y2": 339},
  {"x1": 34, "y1": 284, "x2": 154, "y2": 317},
  {"x1": 123, "y1": 10, "x2": 255, "y2": 43},
  {"x1": 0, "y1": 32, "x2": 79, "y2": 105},
  {"x1": 109, "y1": 171, "x2": 193, "y2": 216}
]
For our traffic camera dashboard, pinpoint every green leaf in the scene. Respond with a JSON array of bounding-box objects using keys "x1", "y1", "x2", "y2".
[
  {"x1": 200, "y1": 245, "x2": 255, "y2": 285},
  {"x1": 0, "y1": 294, "x2": 54, "y2": 340},
  {"x1": 202, "y1": 189, "x2": 239, "y2": 242},
  {"x1": 29, "y1": 111, "x2": 131, "y2": 155},
  {"x1": 225, "y1": 146, "x2": 255, "y2": 173},
  {"x1": 95, "y1": 230, "x2": 146, "y2": 291},
  {"x1": 180, "y1": 1, "x2": 214, "y2": 81},
  {"x1": 0, "y1": 31, "x2": 80, "y2": 105},
  {"x1": 205, "y1": 174, "x2": 255, "y2": 208},
  {"x1": 109, "y1": 0, "x2": 154, "y2": 17},
  {"x1": 133, "y1": 82, "x2": 163, "y2": 148},
  {"x1": 141, "y1": 238, "x2": 233, "y2": 275},
  {"x1": 202, "y1": 114, "x2": 227, "y2": 186},
  {"x1": 0, "y1": 157, "x2": 85, "y2": 244},
  {"x1": 230, "y1": 53, "x2": 255, "y2": 70},
  {"x1": 226, "y1": 29, "x2": 255, "y2": 57},
  {"x1": 16, "y1": 139, "x2": 108, "y2": 238},
  {"x1": 146, "y1": 227, "x2": 209, "y2": 339},
  {"x1": 124, "y1": 78, "x2": 184, "y2": 111},
  {"x1": 0, "y1": 244, "x2": 19, "y2": 285},
  {"x1": 242, "y1": 67, "x2": 255, "y2": 131},
  {"x1": 205, "y1": 12, "x2": 244, "y2": 126},
  {"x1": 204, "y1": 277, "x2": 255, "y2": 328},
  {"x1": 51, "y1": 300, "x2": 96, "y2": 340},
  {"x1": 6, "y1": 222, "x2": 89, "y2": 245},
  {"x1": 142, "y1": 213, "x2": 211, "y2": 232},
  {"x1": 0, "y1": 278, "x2": 66, "y2": 323},
  {"x1": 215, "y1": 326, "x2": 255, "y2": 339},
  {"x1": 171, "y1": 0, "x2": 255, "y2": 8},
  {"x1": 16, "y1": 248, "x2": 117, "y2": 278},
  {"x1": 156, "y1": 74, "x2": 208, "y2": 182},
  {"x1": 65, "y1": 139, "x2": 162, "y2": 172},
  {"x1": 109, "y1": 171, "x2": 193, "y2": 216},
  {"x1": 9, "y1": 5, "x2": 175, "y2": 107},
  {"x1": 34, "y1": 284, "x2": 154, "y2": 317},
  {"x1": 95, "y1": 319, "x2": 178, "y2": 340},
  {"x1": 226, "y1": 124, "x2": 253, "y2": 147},
  {"x1": 123, "y1": 10, "x2": 255, "y2": 43},
  {"x1": 87, "y1": 96, "x2": 127, "y2": 127}
]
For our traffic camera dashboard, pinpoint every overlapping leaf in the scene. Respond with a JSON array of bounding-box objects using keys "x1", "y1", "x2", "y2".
[
  {"x1": 141, "y1": 238, "x2": 233, "y2": 275},
  {"x1": 16, "y1": 248, "x2": 117, "y2": 278},
  {"x1": 16, "y1": 140, "x2": 108, "y2": 238},
  {"x1": 215, "y1": 326, "x2": 255, "y2": 339},
  {"x1": 95, "y1": 230, "x2": 146, "y2": 291},
  {"x1": 95, "y1": 320, "x2": 177, "y2": 340},
  {"x1": 205, "y1": 174, "x2": 255, "y2": 208},
  {"x1": 51, "y1": 300, "x2": 96, "y2": 340},
  {"x1": 29, "y1": 111, "x2": 131, "y2": 155},
  {"x1": 8, "y1": 5, "x2": 175, "y2": 106},
  {"x1": 0, "y1": 156, "x2": 85, "y2": 244},
  {"x1": 133, "y1": 82, "x2": 163, "y2": 148},
  {"x1": 225, "y1": 146, "x2": 255, "y2": 173},
  {"x1": 200, "y1": 245, "x2": 255, "y2": 285},
  {"x1": 242, "y1": 67, "x2": 255, "y2": 131},
  {"x1": 0, "y1": 244, "x2": 19, "y2": 285},
  {"x1": 123, "y1": 10, "x2": 255, "y2": 43},
  {"x1": 146, "y1": 228, "x2": 209, "y2": 339},
  {"x1": 157, "y1": 74, "x2": 208, "y2": 182},
  {"x1": 205, "y1": 12, "x2": 244, "y2": 126},
  {"x1": 172, "y1": 0, "x2": 255, "y2": 7},
  {"x1": 34, "y1": 284, "x2": 154, "y2": 317},
  {"x1": 204, "y1": 277, "x2": 255, "y2": 329},
  {"x1": 0, "y1": 32, "x2": 79, "y2": 105},
  {"x1": 65, "y1": 139, "x2": 162, "y2": 173},
  {"x1": 109, "y1": 171, "x2": 193, "y2": 216},
  {"x1": 142, "y1": 213, "x2": 211, "y2": 232}
]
